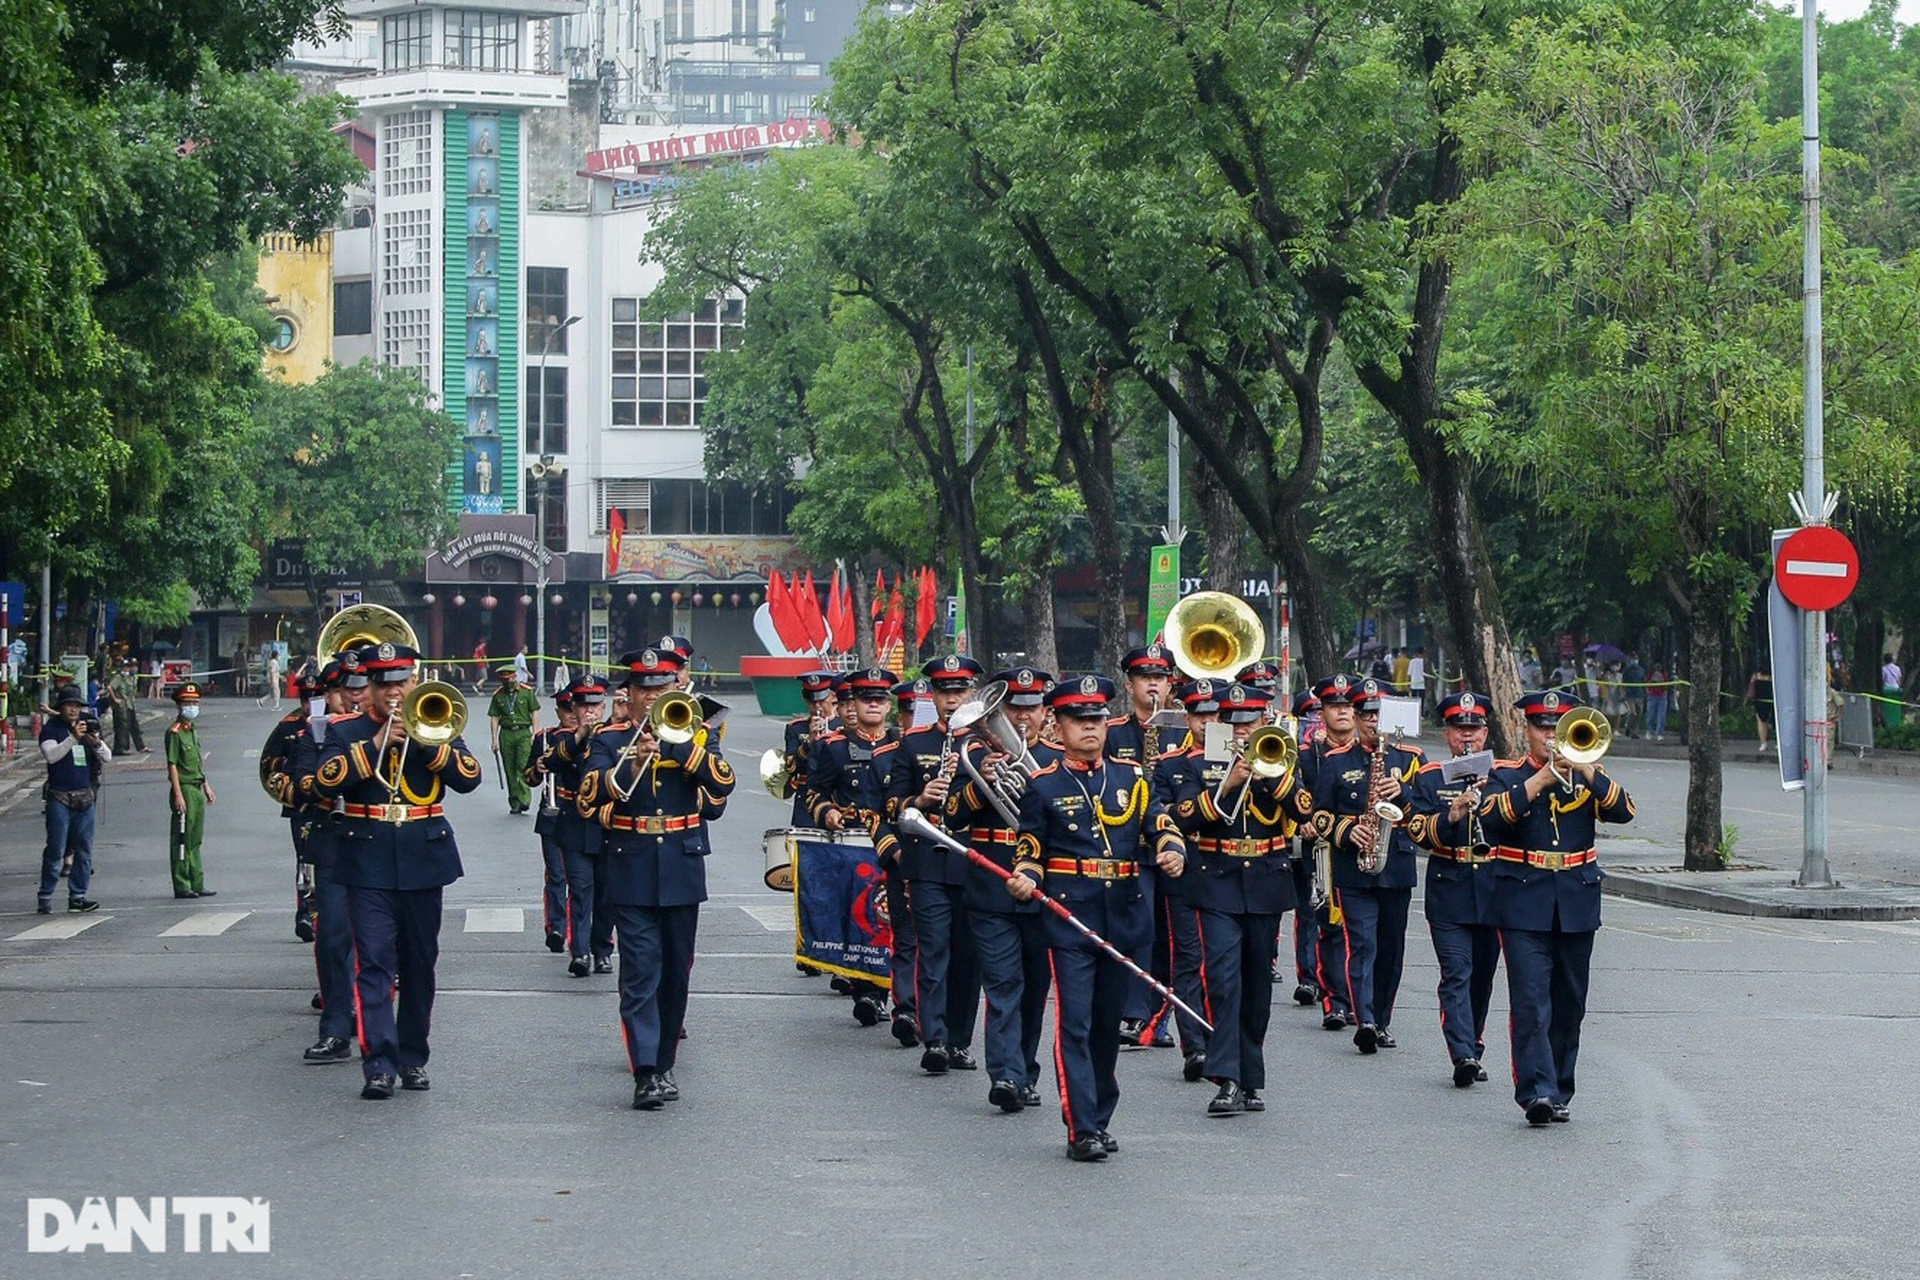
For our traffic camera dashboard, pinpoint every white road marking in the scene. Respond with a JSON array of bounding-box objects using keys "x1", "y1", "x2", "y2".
[
  {"x1": 739, "y1": 903, "x2": 793, "y2": 932},
  {"x1": 243, "y1": 748, "x2": 260, "y2": 759},
  {"x1": 7, "y1": 915, "x2": 112, "y2": 942},
  {"x1": 159, "y1": 912, "x2": 250, "y2": 937},
  {"x1": 464, "y1": 907, "x2": 525, "y2": 933}
]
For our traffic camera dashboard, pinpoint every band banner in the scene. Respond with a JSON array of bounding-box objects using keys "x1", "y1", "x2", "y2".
[
  {"x1": 1146, "y1": 544, "x2": 1180, "y2": 642},
  {"x1": 792, "y1": 833, "x2": 892, "y2": 983}
]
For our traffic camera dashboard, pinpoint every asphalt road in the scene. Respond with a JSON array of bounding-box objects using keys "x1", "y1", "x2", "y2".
[{"x1": 2, "y1": 698, "x2": 1917, "y2": 1277}]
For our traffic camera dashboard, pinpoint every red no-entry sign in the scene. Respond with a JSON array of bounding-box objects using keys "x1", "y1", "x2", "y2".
[{"x1": 1774, "y1": 525, "x2": 1859, "y2": 611}]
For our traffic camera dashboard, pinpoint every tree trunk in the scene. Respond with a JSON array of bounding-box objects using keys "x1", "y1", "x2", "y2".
[
  {"x1": 851, "y1": 558, "x2": 875, "y2": 666},
  {"x1": 1087, "y1": 412, "x2": 1129, "y2": 678},
  {"x1": 1018, "y1": 573, "x2": 1060, "y2": 675},
  {"x1": 1195, "y1": 448, "x2": 1244, "y2": 594},
  {"x1": 1682, "y1": 584, "x2": 1727, "y2": 870},
  {"x1": 1851, "y1": 606, "x2": 1882, "y2": 696},
  {"x1": 1271, "y1": 508, "x2": 1335, "y2": 678}
]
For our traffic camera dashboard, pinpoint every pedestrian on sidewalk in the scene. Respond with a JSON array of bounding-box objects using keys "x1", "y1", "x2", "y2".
[
  {"x1": 1882, "y1": 654, "x2": 1904, "y2": 729},
  {"x1": 1748, "y1": 667, "x2": 1774, "y2": 754},
  {"x1": 165, "y1": 682, "x2": 216, "y2": 899},
  {"x1": 1646, "y1": 663, "x2": 1671, "y2": 741},
  {"x1": 38, "y1": 684, "x2": 105, "y2": 914},
  {"x1": 257, "y1": 650, "x2": 283, "y2": 711}
]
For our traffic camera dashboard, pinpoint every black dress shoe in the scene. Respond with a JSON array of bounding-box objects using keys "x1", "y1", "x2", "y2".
[
  {"x1": 68, "y1": 899, "x2": 100, "y2": 912},
  {"x1": 945, "y1": 1046, "x2": 978, "y2": 1071},
  {"x1": 295, "y1": 917, "x2": 315, "y2": 943},
  {"x1": 1524, "y1": 1097, "x2": 1554, "y2": 1127},
  {"x1": 1182, "y1": 1052, "x2": 1207, "y2": 1083},
  {"x1": 194, "y1": 889, "x2": 216, "y2": 897},
  {"x1": 36, "y1": 901, "x2": 52, "y2": 914},
  {"x1": 592, "y1": 955, "x2": 613, "y2": 974},
  {"x1": 568, "y1": 956, "x2": 590, "y2": 978},
  {"x1": 989, "y1": 1080, "x2": 1022, "y2": 1113},
  {"x1": 1293, "y1": 983, "x2": 1318, "y2": 1006},
  {"x1": 1208, "y1": 1081, "x2": 1247, "y2": 1116},
  {"x1": 361, "y1": 1073, "x2": 396, "y2": 1100},
  {"x1": 658, "y1": 1072, "x2": 680, "y2": 1102},
  {"x1": 1344, "y1": 1011, "x2": 1357, "y2": 1027},
  {"x1": 174, "y1": 891, "x2": 199, "y2": 899},
  {"x1": 1374, "y1": 1027, "x2": 1397, "y2": 1049},
  {"x1": 828, "y1": 975, "x2": 850, "y2": 992},
  {"x1": 920, "y1": 1042, "x2": 949, "y2": 1075},
  {"x1": 310, "y1": 992, "x2": 324, "y2": 1011},
  {"x1": 1354, "y1": 1024, "x2": 1379, "y2": 1054},
  {"x1": 1019, "y1": 1085, "x2": 1042, "y2": 1108},
  {"x1": 1094, "y1": 1130, "x2": 1118, "y2": 1153},
  {"x1": 852, "y1": 996, "x2": 883, "y2": 1027},
  {"x1": 399, "y1": 1066, "x2": 430, "y2": 1091},
  {"x1": 304, "y1": 1036, "x2": 352, "y2": 1064},
  {"x1": 1322, "y1": 1011, "x2": 1347, "y2": 1031},
  {"x1": 1243, "y1": 1090, "x2": 1265, "y2": 1112},
  {"x1": 1454, "y1": 1058, "x2": 1481, "y2": 1088},
  {"x1": 1551, "y1": 1103, "x2": 1570, "y2": 1123},
  {"x1": 632, "y1": 1073, "x2": 667, "y2": 1111},
  {"x1": 545, "y1": 932, "x2": 565, "y2": 953},
  {"x1": 1118, "y1": 1017, "x2": 1148, "y2": 1046},
  {"x1": 1067, "y1": 1135, "x2": 1108, "y2": 1162},
  {"x1": 1476, "y1": 1064, "x2": 1490, "y2": 1082},
  {"x1": 890, "y1": 1013, "x2": 920, "y2": 1047}
]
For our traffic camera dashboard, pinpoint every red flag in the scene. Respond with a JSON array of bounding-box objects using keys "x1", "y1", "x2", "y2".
[
  {"x1": 605, "y1": 507, "x2": 626, "y2": 577},
  {"x1": 832, "y1": 571, "x2": 857, "y2": 652},
  {"x1": 767, "y1": 572, "x2": 809, "y2": 653},
  {"x1": 797, "y1": 570, "x2": 830, "y2": 653},
  {"x1": 880, "y1": 575, "x2": 905, "y2": 654},
  {"x1": 871, "y1": 568, "x2": 886, "y2": 619},
  {"x1": 914, "y1": 566, "x2": 938, "y2": 646}
]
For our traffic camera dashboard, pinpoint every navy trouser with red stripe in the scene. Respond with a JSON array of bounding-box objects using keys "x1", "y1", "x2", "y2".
[
  {"x1": 1047, "y1": 944, "x2": 1129, "y2": 1143},
  {"x1": 1197, "y1": 909, "x2": 1279, "y2": 1089},
  {"x1": 1290, "y1": 856, "x2": 1318, "y2": 983},
  {"x1": 1431, "y1": 918, "x2": 1501, "y2": 1064},
  {"x1": 563, "y1": 847, "x2": 614, "y2": 961},
  {"x1": 1317, "y1": 887, "x2": 1380, "y2": 1027},
  {"x1": 883, "y1": 860, "x2": 916, "y2": 1019},
  {"x1": 344, "y1": 885, "x2": 443, "y2": 1079},
  {"x1": 908, "y1": 879, "x2": 978, "y2": 1049},
  {"x1": 313, "y1": 874, "x2": 356, "y2": 1042},
  {"x1": 972, "y1": 910, "x2": 1048, "y2": 1088},
  {"x1": 1501, "y1": 927, "x2": 1594, "y2": 1108},
  {"x1": 538, "y1": 832, "x2": 568, "y2": 943},
  {"x1": 606, "y1": 902, "x2": 699, "y2": 1075},
  {"x1": 1372, "y1": 886, "x2": 1413, "y2": 1031}
]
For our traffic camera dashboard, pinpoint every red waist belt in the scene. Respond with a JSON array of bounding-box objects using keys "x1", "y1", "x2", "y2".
[
  {"x1": 1431, "y1": 846, "x2": 1494, "y2": 864},
  {"x1": 1193, "y1": 836, "x2": 1284, "y2": 857},
  {"x1": 1492, "y1": 847, "x2": 1595, "y2": 871},
  {"x1": 1044, "y1": 857, "x2": 1137, "y2": 880},
  {"x1": 341, "y1": 803, "x2": 444, "y2": 824},
  {"x1": 554, "y1": 786, "x2": 577, "y2": 801},
  {"x1": 605, "y1": 813, "x2": 701, "y2": 834},
  {"x1": 968, "y1": 830, "x2": 1018, "y2": 847}
]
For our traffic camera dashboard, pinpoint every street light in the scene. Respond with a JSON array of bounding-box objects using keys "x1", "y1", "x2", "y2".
[{"x1": 532, "y1": 313, "x2": 581, "y2": 693}]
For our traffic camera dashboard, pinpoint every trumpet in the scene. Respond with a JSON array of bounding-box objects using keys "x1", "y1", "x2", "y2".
[
  {"x1": 1211, "y1": 724, "x2": 1297, "y2": 823},
  {"x1": 402, "y1": 681, "x2": 468, "y2": 745},
  {"x1": 610, "y1": 691, "x2": 704, "y2": 801},
  {"x1": 1549, "y1": 706, "x2": 1611, "y2": 787}
]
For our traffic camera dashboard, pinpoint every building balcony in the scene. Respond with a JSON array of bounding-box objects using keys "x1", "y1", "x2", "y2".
[
  {"x1": 344, "y1": 0, "x2": 585, "y2": 18},
  {"x1": 340, "y1": 63, "x2": 574, "y2": 111}
]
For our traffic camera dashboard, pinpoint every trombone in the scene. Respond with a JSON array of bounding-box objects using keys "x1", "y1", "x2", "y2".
[
  {"x1": 1211, "y1": 724, "x2": 1298, "y2": 823},
  {"x1": 1549, "y1": 707, "x2": 1612, "y2": 788}
]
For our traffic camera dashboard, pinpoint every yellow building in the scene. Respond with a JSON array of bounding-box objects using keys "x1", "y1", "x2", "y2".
[{"x1": 258, "y1": 232, "x2": 334, "y2": 384}]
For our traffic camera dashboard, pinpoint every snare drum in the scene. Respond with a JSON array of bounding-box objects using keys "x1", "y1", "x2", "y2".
[{"x1": 763, "y1": 826, "x2": 815, "y2": 892}]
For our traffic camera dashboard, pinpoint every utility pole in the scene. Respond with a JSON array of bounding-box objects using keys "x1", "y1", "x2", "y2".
[
  {"x1": 532, "y1": 314, "x2": 581, "y2": 694},
  {"x1": 1797, "y1": 0, "x2": 1834, "y2": 889}
]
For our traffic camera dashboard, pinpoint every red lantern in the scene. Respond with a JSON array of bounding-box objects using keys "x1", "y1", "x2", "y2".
[
  {"x1": 480, "y1": 594, "x2": 498, "y2": 611},
  {"x1": 453, "y1": 594, "x2": 467, "y2": 608},
  {"x1": 422, "y1": 592, "x2": 437, "y2": 605}
]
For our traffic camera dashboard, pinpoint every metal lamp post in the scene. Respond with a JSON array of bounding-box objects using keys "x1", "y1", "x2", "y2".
[{"x1": 532, "y1": 314, "x2": 581, "y2": 694}]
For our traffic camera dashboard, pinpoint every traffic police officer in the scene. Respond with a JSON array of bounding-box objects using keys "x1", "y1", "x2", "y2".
[
  {"x1": 1010, "y1": 675, "x2": 1186, "y2": 1162},
  {"x1": 313, "y1": 642, "x2": 483, "y2": 1099},
  {"x1": 889, "y1": 653, "x2": 986, "y2": 1074},
  {"x1": 551, "y1": 676, "x2": 615, "y2": 974},
  {"x1": 577, "y1": 647, "x2": 736, "y2": 1110},
  {"x1": 1170, "y1": 683, "x2": 1313, "y2": 1115},
  {"x1": 288, "y1": 654, "x2": 365, "y2": 1064},
  {"x1": 1145, "y1": 679, "x2": 1227, "y2": 1079},
  {"x1": 802, "y1": 667, "x2": 905, "y2": 1032},
  {"x1": 780, "y1": 670, "x2": 838, "y2": 827},
  {"x1": 945, "y1": 666, "x2": 1057, "y2": 1111},
  {"x1": 1405, "y1": 691, "x2": 1501, "y2": 1087},
  {"x1": 526, "y1": 683, "x2": 577, "y2": 953},
  {"x1": 1479, "y1": 690, "x2": 1634, "y2": 1125},
  {"x1": 488, "y1": 661, "x2": 540, "y2": 814},
  {"x1": 1308, "y1": 676, "x2": 1422, "y2": 1052},
  {"x1": 164, "y1": 682, "x2": 215, "y2": 899}
]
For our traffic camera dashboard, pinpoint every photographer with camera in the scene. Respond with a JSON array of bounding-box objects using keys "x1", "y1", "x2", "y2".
[{"x1": 37, "y1": 684, "x2": 107, "y2": 914}]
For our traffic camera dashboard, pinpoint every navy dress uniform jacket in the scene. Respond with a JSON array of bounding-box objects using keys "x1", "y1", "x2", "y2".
[
  {"x1": 888, "y1": 722, "x2": 968, "y2": 884},
  {"x1": 1405, "y1": 761, "x2": 1495, "y2": 926},
  {"x1": 1166, "y1": 747, "x2": 1311, "y2": 916},
  {"x1": 945, "y1": 737, "x2": 1054, "y2": 916},
  {"x1": 1013, "y1": 756, "x2": 1183, "y2": 953},
  {"x1": 1309, "y1": 740, "x2": 1424, "y2": 889},
  {"x1": 577, "y1": 722, "x2": 736, "y2": 907},
  {"x1": 312, "y1": 712, "x2": 483, "y2": 889},
  {"x1": 1477, "y1": 760, "x2": 1635, "y2": 934}
]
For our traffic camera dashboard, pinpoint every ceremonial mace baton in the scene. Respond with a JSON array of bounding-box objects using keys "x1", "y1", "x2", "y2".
[{"x1": 897, "y1": 809, "x2": 1212, "y2": 1034}]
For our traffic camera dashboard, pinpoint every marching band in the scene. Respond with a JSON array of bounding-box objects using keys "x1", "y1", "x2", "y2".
[{"x1": 262, "y1": 597, "x2": 1636, "y2": 1148}]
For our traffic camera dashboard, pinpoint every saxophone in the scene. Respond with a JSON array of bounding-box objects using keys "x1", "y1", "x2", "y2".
[{"x1": 1357, "y1": 730, "x2": 1404, "y2": 875}]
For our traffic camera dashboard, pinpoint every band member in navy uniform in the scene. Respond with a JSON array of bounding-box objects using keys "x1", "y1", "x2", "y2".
[
  {"x1": 1145, "y1": 679, "x2": 1228, "y2": 1080},
  {"x1": 546, "y1": 676, "x2": 613, "y2": 973},
  {"x1": 578, "y1": 648, "x2": 736, "y2": 1110},
  {"x1": 892, "y1": 677, "x2": 930, "y2": 726},
  {"x1": 1236, "y1": 659, "x2": 1310, "y2": 992},
  {"x1": 1479, "y1": 690, "x2": 1634, "y2": 1125},
  {"x1": 262, "y1": 668, "x2": 322, "y2": 941},
  {"x1": 1405, "y1": 691, "x2": 1502, "y2": 1087},
  {"x1": 802, "y1": 667, "x2": 905, "y2": 1032},
  {"x1": 1103, "y1": 644, "x2": 1179, "y2": 1046},
  {"x1": 526, "y1": 684, "x2": 577, "y2": 953},
  {"x1": 781, "y1": 670, "x2": 838, "y2": 827},
  {"x1": 312, "y1": 643, "x2": 483, "y2": 1099},
  {"x1": 289, "y1": 655, "x2": 365, "y2": 1063},
  {"x1": 1170, "y1": 683, "x2": 1313, "y2": 1115},
  {"x1": 1010, "y1": 675, "x2": 1187, "y2": 1162},
  {"x1": 1297, "y1": 675, "x2": 1357, "y2": 1020},
  {"x1": 1308, "y1": 676, "x2": 1423, "y2": 1053},
  {"x1": 888, "y1": 654, "x2": 986, "y2": 1074},
  {"x1": 946, "y1": 667, "x2": 1058, "y2": 1111}
]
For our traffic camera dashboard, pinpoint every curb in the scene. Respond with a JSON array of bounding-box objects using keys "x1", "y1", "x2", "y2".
[{"x1": 1604, "y1": 868, "x2": 1920, "y2": 921}]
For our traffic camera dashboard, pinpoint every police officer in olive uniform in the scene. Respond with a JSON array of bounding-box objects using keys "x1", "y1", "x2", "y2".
[
  {"x1": 1308, "y1": 676, "x2": 1423, "y2": 1053},
  {"x1": 313, "y1": 643, "x2": 484, "y2": 1099},
  {"x1": 550, "y1": 676, "x2": 615, "y2": 974},
  {"x1": 945, "y1": 667, "x2": 1057, "y2": 1111},
  {"x1": 1479, "y1": 690, "x2": 1634, "y2": 1125},
  {"x1": 526, "y1": 684, "x2": 578, "y2": 953},
  {"x1": 781, "y1": 670, "x2": 839, "y2": 827},
  {"x1": 1146, "y1": 679, "x2": 1230, "y2": 1080},
  {"x1": 1405, "y1": 691, "x2": 1501, "y2": 1087},
  {"x1": 889, "y1": 654, "x2": 986, "y2": 1074},
  {"x1": 1011, "y1": 675, "x2": 1187, "y2": 1161},
  {"x1": 577, "y1": 647, "x2": 736, "y2": 1111},
  {"x1": 489, "y1": 662, "x2": 541, "y2": 815},
  {"x1": 288, "y1": 654, "x2": 367, "y2": 1064},
  {"x1": 1170, "y1": 683, "x2": 1314, "y2": 1116},
  {"x1": 1103, "y1": 644, "x2": 1180, "y2": 1047},
  {"x1": 803, "y1": 667, "x2": 906, "y2": 1032},
  {"x1": 165, "y1": 682, "x2": 216, "y2": 899}
]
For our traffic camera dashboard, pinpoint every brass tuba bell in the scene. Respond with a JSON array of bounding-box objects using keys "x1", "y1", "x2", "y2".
[
  {"x1": 402, "y1": 681, "x2": 468, "y2": 746},
  {"x1": 316, "y1": 604, "x2": 418, "y2": 665},
  {"x1": 1164, "y1": 591, "x2": 1266, "y2": 682}
]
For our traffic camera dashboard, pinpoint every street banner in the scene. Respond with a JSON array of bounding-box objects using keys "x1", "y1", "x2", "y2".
[{"x1": 1146, "y1": 544, "x2": 1180, "y2": 643}]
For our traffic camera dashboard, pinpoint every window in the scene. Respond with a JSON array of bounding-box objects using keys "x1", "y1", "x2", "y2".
[
  {"x1": 666, "y1": 0, "x2": 695, "y2": 40},
  {"x1": 333, "y1": 280, "x2": 373, "y2": 336},
  {"x1": 523, "y1": 366, "x2": 568, "y2": 456},
  {"x1": 596, "y1": 479, "x2": 653, "y2": 534},
  {"x1": 270, "y1": 317, "x2": 297, "y2": 352},
  {"x1": 382, "y1": 11, "x2": 430, "y2": 70},
  {"x1": 527, "y1": 470, "x2": 567, "y2": 551},
  {"x1": 382, "y1": 307, "x2": 433, "y2": 386},
  {"x1": 380, "y1": 208, "x2": 433, "y2": 296},
  {"x1": 646, "y1": 480, "x2": 791, "y2": 535},
  {"x1": 379, "y1": 111, "x2": 433, "y2": 197},
  {"x1": 609, "y1": 295, "x2": 744, "y2": 428},
  {"x1": 732, "y1": 0, "x2": 759, "y2": 37},
  {"x1": 445, "y1": 10, "x2": 520, "y2": 70},
  {"x1": 526, "y1": 267, "x2": 570, "y2": 353}
]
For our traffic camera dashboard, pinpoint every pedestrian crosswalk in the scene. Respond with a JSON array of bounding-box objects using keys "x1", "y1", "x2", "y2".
[
  {"x1": 0, "y1": 903, "x2": 787, "y2": 944},
  {"x1": 158, "y1": 911, "x2": 252, "y2": 938},
  {"x1": 7, "y1": 915, "x2": 113, "y2": 942}
]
